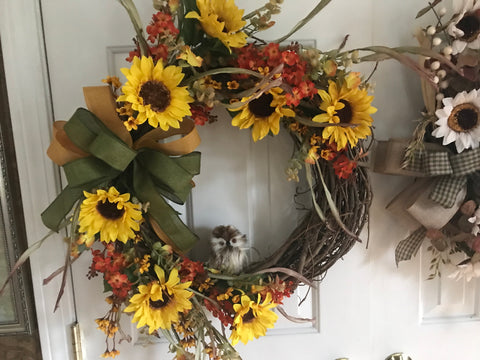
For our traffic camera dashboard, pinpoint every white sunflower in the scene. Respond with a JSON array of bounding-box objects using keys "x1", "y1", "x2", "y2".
[
  {"x1": 448, "y1": 0, "x2": 480, "y2": 54},
  {"x1": 432, "y1": 89, "x2": 480, "y2": 153}
]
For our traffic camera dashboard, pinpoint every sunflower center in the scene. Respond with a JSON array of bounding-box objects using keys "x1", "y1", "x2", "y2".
[
  {"x1": 337, "y1": 100, "x2": 353, "y2": 123},
  {"x1": 139, "y1": 80, "x2": 171, "y2": 112},
  {"x1": 149, "y1": 290, "x2": 172, "y2": 309},
  {"x1": 242, "y1": 309, "x2": 255, "y2": 324},
  {"x1": 448, "y1": 103, "x2": 480, "y2": 132},
  {"x1": 457, "y1": 14, "x2": 480, "y2": 42},
  {"x1": 96, "y1": 200, "x2": 125, "y2": 220},
  {"x1": 248, "y1": 93, "x2": 275, "y2": 117}
]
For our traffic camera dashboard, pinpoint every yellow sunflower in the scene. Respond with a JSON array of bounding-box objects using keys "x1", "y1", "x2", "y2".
[
  {"x1": 230, "y1": 293, "x2": 278, "y2": 345},
  {"x1": 117, "y1": 56, "x2": 193, "y2": 131},
  {"x1": 78, "y1": 187, "x2": 142, "y2": 244},
  {"x1": 185, "y1": 0, "x2": 247, "y2": 51},
  {"x1": 124, "y1": 265, "x2": 193, "y2": 333},
  {"x1": 312, "y1": 80, "x2": 377, "y2": 150},
  {"x1": 230, "y1": 87, "x2": 296, "y2": 142}
]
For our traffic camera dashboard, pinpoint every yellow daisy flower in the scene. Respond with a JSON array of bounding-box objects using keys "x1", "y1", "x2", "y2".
[
  {"x1": 78, "y1": 187, "x2": 142, "y2": 244},
  {"x1": 230, "y1": 87, "x2": 296, "y2": 142},
  {"x1": 117, "y1": 56, "x2": 193, "y2": 131},
  {"x1": 185, "y1": 0, "x2": 247, "y2": 51},
  {"x1": 312, "y1": 80, "x2": 377, "y2": 150},
  {"x1": 230, "y1": 293, "x2": 278, "y2": 345},
  {"x1": 124, "y1": 265, "x2": 193, "y2": 333}
]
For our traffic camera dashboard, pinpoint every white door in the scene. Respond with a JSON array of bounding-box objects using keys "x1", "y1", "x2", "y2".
[{"x1": 2, "y1": 0, "x2": 480, "y2": 359}]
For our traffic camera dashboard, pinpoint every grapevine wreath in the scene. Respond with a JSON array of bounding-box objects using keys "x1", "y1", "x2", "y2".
[{"x1": 2, "y1": 0, "x2": 380, "y2": 359}]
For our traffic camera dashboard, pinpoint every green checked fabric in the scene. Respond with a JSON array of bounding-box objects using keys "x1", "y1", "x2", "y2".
[
  {"x1": 430, "y1": 176, "x2": 467, "y2": 208},
  {"x1": 395, "y1": 227, "x2": 427, "y2": 265},
  {"x1": 406, "y1": 147, "x2": 480, "y2": 207},
  {"x1": 451, "y1": 148, "x2": 480, "y2": 175}
]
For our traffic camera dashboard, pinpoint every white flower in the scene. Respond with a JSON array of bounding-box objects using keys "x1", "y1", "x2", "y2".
[
  {"x1": 432, "y1": 89, "x2": 480, "y2": 153},
  {"x1": 468, "y1": 207, "x2": 480, "y2": 235},
  {"x1": 449, "y1": 260, "x2": 480, "y2": 281},
  {"x1": 448, "y1": 0, "x2": 480, "y2": 54}
]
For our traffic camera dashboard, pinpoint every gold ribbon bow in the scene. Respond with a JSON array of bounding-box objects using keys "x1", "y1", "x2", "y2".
[{"x1": 45, "y1": 86, "x2": 201, "y2": 253}]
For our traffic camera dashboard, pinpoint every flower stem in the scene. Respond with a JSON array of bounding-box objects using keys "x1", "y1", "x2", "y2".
[
  {"x1": 186, "y1": 67, "x2": 264, "y2": 85},
  {"x1": 116, "y1": 0, "x2": 149, "y2": 56}
]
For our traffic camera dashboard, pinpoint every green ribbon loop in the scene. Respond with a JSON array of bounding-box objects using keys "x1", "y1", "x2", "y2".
[
  {"x1": 42, "y1": 108, "x2": 201, "y2": 252},
  {"x1": 407, "y1": 147, "x2": 480, "y2": 208},
  {"x1": 137, "y1": 150, "x2": 201, "y2": 205},
  {"x1": 41, "y1": 180, "x2": 106, "y2": 231},
  {"x1": 133, "y1": 162, "x2": 198, "y2": 251},
  {"x1": 63, "y1": 157, "x2": 121, "y2": 187},
  {"x1": 64, "y1": 108, "x2": 137, "y2": 171}
]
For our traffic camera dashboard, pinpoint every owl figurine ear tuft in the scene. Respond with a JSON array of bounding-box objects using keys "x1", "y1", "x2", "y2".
[{"x1": 207, "y1": 225, "x2": 249, "y2": 274}]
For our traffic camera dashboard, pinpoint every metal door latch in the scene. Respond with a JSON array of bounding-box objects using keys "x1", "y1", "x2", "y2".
[
  {"x1": 386, "y1": 353, "x2": 412, "y2": 360},
  {"x1": 71, "y1": 322, "x2": 83, "y2": 360}
]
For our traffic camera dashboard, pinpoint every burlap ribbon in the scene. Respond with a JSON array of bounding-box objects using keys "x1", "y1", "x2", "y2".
[
  {"x1": 42, "y1": 86, "x2": 201, "y2": 253},
  {"x1": 373, "y1": 139, "x2": 479, "y2": 263},
  {"x1": 374, "y1": 139, "x2": 479, "y2": 208}
]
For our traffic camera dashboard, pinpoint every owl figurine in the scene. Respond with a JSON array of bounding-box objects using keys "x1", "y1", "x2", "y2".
[{"x1": 207, "y1": 225, "x2": 249, "y2": 275}]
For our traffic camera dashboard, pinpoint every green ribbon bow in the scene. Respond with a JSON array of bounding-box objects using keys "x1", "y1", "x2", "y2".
[
  {"x1": 407, "y1": 147, "x2": 480, "y2": 208},
  {"x1": 41, "y1": 108, "x2": 201, "y2": 252}
]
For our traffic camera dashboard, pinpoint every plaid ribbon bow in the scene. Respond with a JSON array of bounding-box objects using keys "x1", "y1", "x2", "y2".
[
  {"x1": 406, "y1": 147, "x2": 480, "y2": 207},
  {"x1": 395, "y1": 227, "x2": 427, "y2": 265}
]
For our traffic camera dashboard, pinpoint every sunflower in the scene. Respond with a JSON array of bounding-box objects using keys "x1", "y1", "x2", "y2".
[
  {"x1": 230, "y1": 87, "x2": 296, "y2": 142},
  {"x1": 448, "y1": 0, "x2": 480, "y2": 54},
  {"x1": 185, "y1": 0, "x2": 247, "y2": 51},
  {"x1": 117, "y1": 56, "x2": 193, "y2": 131},
  {"x1": 312, "y1": 80, "x2": 377, "y2": 150},
  {"x1": 432, "y1": 89, "x2": 480, "y2": 153},
  {"x1": 124, "y1": 265, "x2": 193, "y2": 333},
  {"x1": 78, "y1": 187, "x2": 142, "y2": 244},
  {"x1": 230, "y1": 293, "x2": 278, "y2": 345}
]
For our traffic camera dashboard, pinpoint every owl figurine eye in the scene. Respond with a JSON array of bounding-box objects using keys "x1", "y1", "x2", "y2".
[{"x1": 207, "y1": 225, "x2": 249, "y2": 274}]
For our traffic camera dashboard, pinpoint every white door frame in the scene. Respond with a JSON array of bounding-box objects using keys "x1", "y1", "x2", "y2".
[{"x1": 0, "y1": 1, "x2": 75, "y2": 359}]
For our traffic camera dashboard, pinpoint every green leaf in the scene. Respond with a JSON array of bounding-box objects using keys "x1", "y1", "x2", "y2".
[
  {"x1": 103, "y1": 279, "x2": 113, "y2": 293},
  {"x1": 124, "y1": 264, "x2": 138, "y2": 283},
  {"x1": 0, "y1": 229, "x2": 57, "y2": 296},
  {"x1": 180, "y1": 0, "x2": 204, "y2": 46},
  {"x1": 416, "y1": 0, "x2": 442, "y2": 19},
  {"x1": 314, "y1": 160, "x2": 360, "y2": 241}
]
